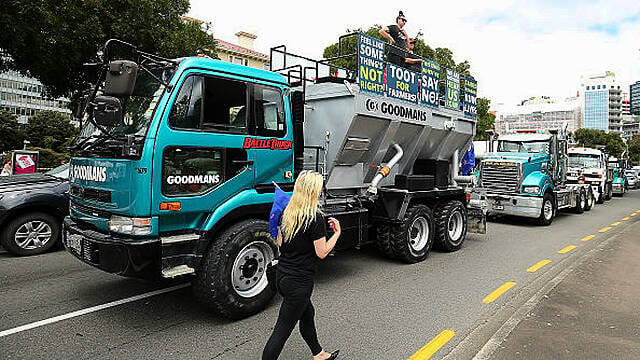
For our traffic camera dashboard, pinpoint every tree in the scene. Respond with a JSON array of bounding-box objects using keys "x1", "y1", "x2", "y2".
[
  {"x1": 0, "y1": 110, "x2": 25, "y2": 152},
  {"x1": 0, "y1": 0, "x2": 217, "y2": 98},
  {"x1": 573, "y1": 128, "x2": 625, "y2": 158},
  {"x1": 322, "y1": 26, "x2": 472, "y2": 78},
  {"x1": 474, "y1": 98, "x2": 495, "y2": 140},
  {"x1": 25, "y1": 111, "x2": 78, "y2": 153}
]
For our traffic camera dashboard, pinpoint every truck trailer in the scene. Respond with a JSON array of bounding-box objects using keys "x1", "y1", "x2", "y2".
[{"x1": 63, "y1": 36, "x2": 485, "y2": 319}]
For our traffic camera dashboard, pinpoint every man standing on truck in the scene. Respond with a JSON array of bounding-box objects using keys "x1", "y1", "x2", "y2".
[
  {"x1": 379, "y1": 11, "x2": 409, "y2": 66},
  {"x1": 404, "y1": 38, "x2": 422, "y2": 72}
]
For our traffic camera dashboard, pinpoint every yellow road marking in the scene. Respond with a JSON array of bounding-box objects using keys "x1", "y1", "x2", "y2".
[
  {"x1": 527, "y1": 260, "x2": 552, "y2": 273},
  {"x1": 632, "y1": 213, "x2": 638, "y2": 217},
  {"x1": 611, "y1": 222, "x2": 621, "y2": 226},
  {"x1": 581, "y1": 235, "x2": 595, "y2": 242},
  {"x1": 598, "y1": 227, "x2": 612, "y2": 233},
  {"x1": 558, "y1": 245, "x2": 577, "y2": 254},
  {"x1": 483, "y1": 282, "x2": 516, "y2": 304},
  {"x1": 623, "y1": 217, "x2": 630, "y2": 221},
  {"x1": 408, "y1": 330, "x2": 455, "y2": 360}
]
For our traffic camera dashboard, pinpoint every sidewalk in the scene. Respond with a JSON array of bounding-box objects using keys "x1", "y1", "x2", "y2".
[{"x1": 490, "y1": 220, "x2": 640, "y2": 359}]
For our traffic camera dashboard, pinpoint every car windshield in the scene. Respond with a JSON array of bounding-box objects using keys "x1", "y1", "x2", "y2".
[
  {"x1": 498, "y1": 140, "x2": 550, "y2": 154},
  {"x1": 45, "y1": 163, "x2": 69, "y2": 179},
  {"x1": 73, "y1": 66, "x2": 175, "y2": 154},
  {"x1": 569, "y1": 154, "x2": 601, "y2": 168}
]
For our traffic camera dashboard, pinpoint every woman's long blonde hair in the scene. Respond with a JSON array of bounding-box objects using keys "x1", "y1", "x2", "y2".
[{"x1": 280, "y1": 171, "x2": 324, "y2": 242}]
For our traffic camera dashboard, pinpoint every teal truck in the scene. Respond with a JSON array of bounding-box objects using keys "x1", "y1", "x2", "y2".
[
  {"x1": 477, "y1": 129, "x2": 591, "y2": 225},
  {"x1": 608, "y1": 156, "x2": 627, "y2": 196},
  {"x1": 63, "y1": 37, "x2": 485, "y2": 319}
]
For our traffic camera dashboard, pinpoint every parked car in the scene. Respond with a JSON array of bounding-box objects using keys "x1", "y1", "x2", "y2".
[
  {"x1": 625, "y1": 170, "x2": 639, "y2": 189},
  {"x1": 0, "y1": 164, "x2": 69, "y2": 256}
]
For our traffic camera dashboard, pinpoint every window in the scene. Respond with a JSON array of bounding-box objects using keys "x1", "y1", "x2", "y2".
[
  {"x1": 162, "y1": 147, "x2": 224, "y2": 196},
  {"x1": 169, "y1": 76, "x2": 203, "y2": 129},
  {"x1": 253, "y1": 84, "x2": 286, "y2": 137},
  {"x1": 201, "y1": 76, "x2": 247, "y2": 133},
  {"x1": 233, "y1": 56, "x2": 244, "y2": 65}
]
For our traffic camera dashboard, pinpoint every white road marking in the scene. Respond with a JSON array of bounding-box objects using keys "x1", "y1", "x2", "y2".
[{"x1": 0, "y1": 283, "x2": 189, "y2": 338}]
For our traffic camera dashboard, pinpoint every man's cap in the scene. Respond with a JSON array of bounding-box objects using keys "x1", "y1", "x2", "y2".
[{"x1": 397, "y1": 11, "x2": 407, "y2": 22}]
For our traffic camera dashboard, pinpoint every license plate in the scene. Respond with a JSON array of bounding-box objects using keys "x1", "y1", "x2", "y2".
[{"x1": 67, "y1": 233, "x2": 83, "y2": 254}]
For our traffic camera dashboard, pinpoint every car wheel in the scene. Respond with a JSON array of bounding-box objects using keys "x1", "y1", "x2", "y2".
[{"x1": 0, "y1": 212, "x2": 60, "y2": 256}]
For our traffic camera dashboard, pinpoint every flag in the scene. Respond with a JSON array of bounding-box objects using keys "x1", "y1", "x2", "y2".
[
  {"x1": 269, "y1": 183, "x2": 291, "y2": 238},
  {"x1": 461, "y1": 142, "x2": 475, "y2": 176}
]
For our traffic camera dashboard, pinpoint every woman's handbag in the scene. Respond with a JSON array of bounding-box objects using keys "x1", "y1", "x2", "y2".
[{"x1": 266, "y1": 259, "x2": 278, "y2": 292}]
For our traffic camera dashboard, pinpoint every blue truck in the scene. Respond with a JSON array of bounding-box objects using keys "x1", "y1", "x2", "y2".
[
  {"x1": 477, "y1": 129, "x2": 592, "y2": 225},
  {"x1": 63, "y1": 37, "x2": 485, "y2": 318}
]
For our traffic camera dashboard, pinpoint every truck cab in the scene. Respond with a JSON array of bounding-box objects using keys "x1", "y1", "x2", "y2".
[
  {"x1": 608, "y1": 157, "x2": 627, "y2": 196},
  {"x1": 567, "y1": 147, "x2": 611, "y2": 203},
  {"x1": 478, "y1": 130, "x2": 589, "y2": 225}
]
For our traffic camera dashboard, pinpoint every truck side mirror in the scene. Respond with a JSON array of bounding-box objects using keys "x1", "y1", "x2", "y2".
[
  {"x1": 104, "y1": 60, "x2": 138, "y2": 96},
  {"x1": 92, "y1": 95, "x2": 123, "y2": 126}
]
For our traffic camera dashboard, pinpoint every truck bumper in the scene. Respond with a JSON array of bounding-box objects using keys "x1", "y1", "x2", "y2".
[
  {"x1": 63, "y1": 217, "x2": 160, "y2": 279},
  {"x1": 612, "y1": 183, "x2": 624, "y2": 194},
  {"x1": 486, "y1": 193, "x2": 542, "y2": 218}
]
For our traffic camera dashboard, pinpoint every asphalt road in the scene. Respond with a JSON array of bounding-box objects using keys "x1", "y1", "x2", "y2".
[{"x1": 1, "y1": 191, "x2": 639, "y2": 360}]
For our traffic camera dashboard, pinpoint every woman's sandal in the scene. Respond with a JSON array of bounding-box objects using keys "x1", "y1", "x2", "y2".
[{"x1": 327, "y1": 350, "x2": 340, "y2": 359}]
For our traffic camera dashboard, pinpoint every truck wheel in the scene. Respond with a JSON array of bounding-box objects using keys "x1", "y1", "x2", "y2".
[
  {"x1": 375, "y1": 224, "x2": 396, "y2": 260},
  {"x1": 537, "y1": 193, "x2": 555, "y2": 226},
  {"x1": 193, "y1": 219, "x2": 277, "y2": 319},
  {"x1": 604, "y1": 184, "x2": 613, "y2": 200},
  {"x1": 385, "y1": 204, "x2": 434, "y2": 263},
  {"x1": 0, "y1": 212, "x2": 60, "y2": 256},
  {"x1": 584, "y1": 188, "x2": 594, "y2": 211},
  {"x1": 434, "y1": 200, "x2": 467, "y2": 252},
  {"x1": 573, "y1": 189, "x2": 585, "y2": 214},
  {"x1": 596, "y1": 186, "x2": 605, "y2": 204}
]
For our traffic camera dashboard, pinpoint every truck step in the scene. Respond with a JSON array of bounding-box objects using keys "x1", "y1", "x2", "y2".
[{"x1": 161, "y1": 265, "x2": 195, "y2": 278}]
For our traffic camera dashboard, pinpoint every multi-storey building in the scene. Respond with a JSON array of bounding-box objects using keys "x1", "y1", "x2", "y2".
[
  {"x1": 621, "y1": 114, "x2": 640, "y2": 139},
  {"x1": 631, "y1": 81, "x2": 640, "y2": 116},
  {"x1": 622, "y1": 92, "x2": 630, "y2": 115},
  {"x1": 215, "y1": 31, "x2": 270, "y2": 70},
  {"x1": 0, "y1": 70, "x2": 71, "y2": 124},
  {"x1": 495, "y1": 96, "x2": 582, "y2": 134},
  {"x1": 580, "y1": 72, "x2": 622, "y2": 133}
]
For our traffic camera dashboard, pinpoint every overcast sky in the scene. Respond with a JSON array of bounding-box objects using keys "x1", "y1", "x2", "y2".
[{"x1": 188, "y1": 0, "x2": 640, "y2": 108}]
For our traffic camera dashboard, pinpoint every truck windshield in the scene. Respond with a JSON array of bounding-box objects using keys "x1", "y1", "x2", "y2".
[
  {"x1": 569, "y1": 154, "x2": 600, "y2": 168},
  {"x1": 73, "y1": 66, "x2": 175, "y2": 156},
  {"x1": 498, "y1": 141, "x2": 549, "y2": 154}
]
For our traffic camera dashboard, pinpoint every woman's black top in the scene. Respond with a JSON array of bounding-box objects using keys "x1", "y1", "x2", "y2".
[{"x1": 278, "y1": 212, "x2": 327, "y2": 280}]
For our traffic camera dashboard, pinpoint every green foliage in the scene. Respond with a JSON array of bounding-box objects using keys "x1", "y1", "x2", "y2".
[
  {"x1": 474, "y1": 98, "x2": 495, "y2": 140},
  {"x1": 0, "y1": 0, "x2": 217, "y2": 97},
  {"x1": 573, "y1": 128, "x2": 625, "y2": 158},
  {"x1": 322, "y1": 26, "x2": 472, "y2": 78},
  {"x1": 0, "y1": 110, "x2": 25, "y2": 152},
  {"x1": 25, "y1": 111, "x2": 78, "y2": 153},
  {"x1": 28, "y1": 147, "x2": 70, "y2": 169},
  {"x1": 628, "y1": 134, "x2": 640, "y2": 165}
]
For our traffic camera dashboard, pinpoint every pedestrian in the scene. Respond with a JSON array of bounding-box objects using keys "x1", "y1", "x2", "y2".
[
  {"x1": 404, "y1": 38, "x2": 422, "y2": 72},
  {"x1": 379, "y1": 11, "x2": 409, "y2": 66},
  {"x1": 262, "y1": 170, "x2": 341, "y2": 360}
]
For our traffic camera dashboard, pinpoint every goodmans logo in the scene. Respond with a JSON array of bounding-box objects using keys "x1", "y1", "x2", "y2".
[
  {"x1": 70, "y1": 164, "x2": 107, "y2": 182},
  {"x1": 365, "y1": 99, "x2": 427, "y2": 122}
]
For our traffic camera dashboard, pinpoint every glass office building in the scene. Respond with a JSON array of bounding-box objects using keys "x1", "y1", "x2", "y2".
[
  {"x1": 0, "y1": 70, "x2": 72, "y2": 124},
  {"x1": 631, "y1": 81, "x2": 640, "y2": 116},
  {"x1": 584, "y1": 89, "x2": 609, "y2": 131}
]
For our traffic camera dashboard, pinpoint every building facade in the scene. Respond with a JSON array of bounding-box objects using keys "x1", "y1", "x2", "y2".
[
  {"x1": 631, "y1": 81, "x2": 640, "y2": 116},
  {"x1": 621, "y1": 114, "x2": 640, "y2": 139},
  {"x1": 215, "y1": 32, "x2": 270, "y2": 70},
  {"x1": 0, "y1": 70, "x2": 71, "y2": 124},
  {"x1": 495, "y1": 96, "x2": 582, "y2": 134},
  {"x1": 580, "y1": 72, "x2": 622, "y2": 133},
  {"x1": 622, "y1": 92, "x2": 630, "y2": 115}
]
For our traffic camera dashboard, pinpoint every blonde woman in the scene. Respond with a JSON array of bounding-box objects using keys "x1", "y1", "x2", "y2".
[{"x1": 262, "y1": 171, "x2": 341, "y2": 360}]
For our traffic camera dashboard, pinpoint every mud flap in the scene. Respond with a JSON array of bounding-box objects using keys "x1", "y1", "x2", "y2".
[{"x1": 467, "y1": 207, "x2": 486, "y2": 234}]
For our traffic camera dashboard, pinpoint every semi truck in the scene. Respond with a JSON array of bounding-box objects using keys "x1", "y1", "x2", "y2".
[
  {"x1": 62, "y1": 36, "x2": 485, "y2": 319},
  {"x1": 608, "y1": 157, "x2": 627, "y2": 196},
  {"x1": 567, "y1": 147, "x2": 611, "y2": 204},
  {"x1": 477, "y1": 129, "x2": 592, "y2": 226}
]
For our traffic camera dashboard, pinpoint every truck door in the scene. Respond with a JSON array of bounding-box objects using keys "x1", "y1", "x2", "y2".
[{"x1": 152, "y1": 71, "x2": 255, "y2": 234}]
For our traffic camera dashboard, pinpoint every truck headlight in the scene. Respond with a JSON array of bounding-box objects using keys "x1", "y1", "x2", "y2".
[
  {"x1": 109, "y1": 215, "x2": 152, "y2": 235},
  {"x1": 523, "y1": 186, "x2": 540, "y2": 194}
]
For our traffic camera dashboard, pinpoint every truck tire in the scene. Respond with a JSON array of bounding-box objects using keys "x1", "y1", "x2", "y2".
[
  {"x1": 604, "y1": 184, "x2": 613, "y2": 201},
  {"x1": 537, "y1": 192, "x2": 555, "y2": 226},
  {"x1": 0, "y1": 212, "x2": 60, "y2": 256},
  {"x1": 573, "y1": 188, "x2": 585, "y2": 214},
  {"x1": 193, "y1": 219, "x2": 277, "y2": 319},
  {"x1": 384, "y1": 204, "x2": 434, "y2": 263},
  {"x1": 375, "y1": 224, "x2": 396, "y2": 260},
  {"x1": 584, "y1": 187, "x2": 594, "y2": 211},
  {"x1": 596, "y1": 185, "x2": 605, "y2": 204},
  {"x1": 434, "y1": 200, "x2": 467, "y2": 252}
]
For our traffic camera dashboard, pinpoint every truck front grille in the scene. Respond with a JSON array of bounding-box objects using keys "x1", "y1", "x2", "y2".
[{"x1": 481, "y1": 161, "x2": 521, "y2": 194}]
